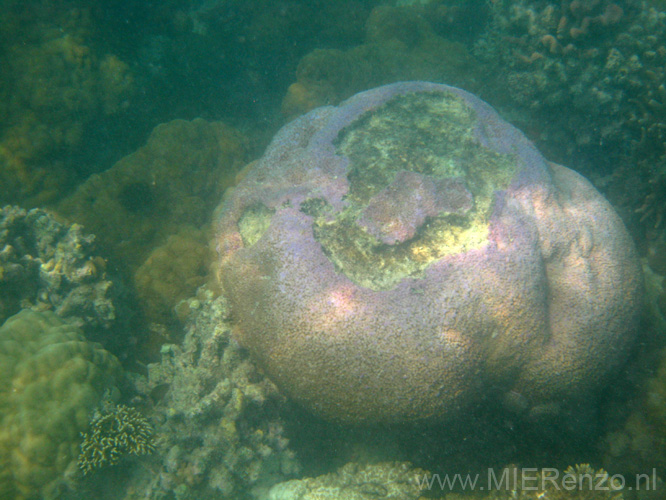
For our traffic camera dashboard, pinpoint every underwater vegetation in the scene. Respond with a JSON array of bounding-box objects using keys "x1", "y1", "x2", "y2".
[{"x1": 215, "y1": 82, "x2": 643, "y2": 425}]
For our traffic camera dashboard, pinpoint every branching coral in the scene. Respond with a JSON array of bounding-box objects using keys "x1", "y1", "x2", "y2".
[
  {"x1": 121, "y1": 287, "x2": 300, "y2": 499},
  {"x1": 78, "y1": 404, "x2": 155, "y2": 475},
  {"x1": 474, "y1": 0, "x2": 666, "y2": 239},
  {"x1": 479, "y1": 1, "x2": 660, "y2": 148}
]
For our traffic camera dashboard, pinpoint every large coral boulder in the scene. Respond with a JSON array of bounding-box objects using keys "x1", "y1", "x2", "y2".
[{"x1": 215, "y1": 82, "x2": 643, "y2": 424}]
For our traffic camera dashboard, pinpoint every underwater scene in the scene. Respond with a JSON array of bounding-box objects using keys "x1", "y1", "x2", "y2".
[{"x1": 2, "y1": 0, "x2": 666, "y2": 499}]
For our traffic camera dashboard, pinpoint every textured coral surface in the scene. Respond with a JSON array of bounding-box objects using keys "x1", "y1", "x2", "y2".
[
  {"x1": 126, "y1": 287, "x2": 300, "y2": 500},
  {"x1": 216, "y1": 82, "x2": 643, "y2": 424},
  {"x1": 58, "y1": 118, "x2": 246, "y2": 273},
  {"x1": 267, "y1": 462, "x2": 426, "y2": 500},
  {"x1": 0, "y1": 310, "x2": 122, "y2": 500},
  {"x1": 0, "y1": 4, "x2": 134, "y2": 206}
]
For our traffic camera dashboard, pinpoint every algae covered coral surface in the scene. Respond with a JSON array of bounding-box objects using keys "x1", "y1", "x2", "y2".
[{"x1": 1, "y1": 1, "x2": 666, "y2": 500}]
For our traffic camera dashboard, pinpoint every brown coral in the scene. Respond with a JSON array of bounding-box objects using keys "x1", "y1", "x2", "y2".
[
  {"x1": 0, "y1": 6, "x2": 134, "y2": 206},
  {"x1": 57, "y1": 119, "x2": 246, "y2": 274}
]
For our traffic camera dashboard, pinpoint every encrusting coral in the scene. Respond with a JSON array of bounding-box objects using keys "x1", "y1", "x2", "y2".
[
  {"x1": 78, "y1": 404, "x2": 155, "y2": 475},
  {"x1": 0, "y1": 309, "x2": 122, "y2": 500}
]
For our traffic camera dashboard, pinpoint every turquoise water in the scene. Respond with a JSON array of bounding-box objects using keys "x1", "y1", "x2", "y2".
[{"x1": 0, "y1": 1, "x2": 665, "y2": 499}]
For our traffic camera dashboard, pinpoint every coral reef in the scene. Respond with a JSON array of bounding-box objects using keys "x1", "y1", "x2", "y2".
[
  {"x1": 474, "y1": 0, "x2": 666, "y2": 231},
  {"x1": 267, "y1": 462, "x2": 427, "y2": 500},
  {"x1": 57, "y1": 118, "x2": 246, "y2": 332},
  {"x1": 281, "y1": 5, "x2": 477, "y2": 118},
  {"x1": 598, "y1": 234, "x2": 666, "y2": 478},
  {"x1": 602, "y1": 409, "x2": 666, "y2": 476},
  {"x1": 475, "y1": 0, "x2": 636, "y2": 151},
  {"x1": 600, "y1": 307, "x2": 666, "y2": 477},
  {"x1": 0, "y1": 309, "x2": 122, "y2": 500},
  {"x1": 78, "y1": 404, "x2": 155, "y2": 475},
  {"x1": 0, "y1": 3, "x2": 134, "y2": 206},
  {"x1": 123, "y1": 286, "x2": 300, "y2": 500},
  {"x1": 215, "y1": 82, "x2": 643, "y2": 425},
  {"x1": 0, "y1": 205, "x2": 122, "y2": 339}
]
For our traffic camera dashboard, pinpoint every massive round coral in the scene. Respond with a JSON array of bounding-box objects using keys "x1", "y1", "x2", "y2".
[{"x1": 215, "y1": 82, "x2": 643, "y2": 424}]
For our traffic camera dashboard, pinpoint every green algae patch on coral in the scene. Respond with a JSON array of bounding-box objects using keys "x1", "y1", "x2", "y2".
[
  {"x1": 238, "y1": 203, "x2": 275, "y2": 247},
  {"x1": 314, "y1": 91, "x2": 518, "y2": 290},
  {"x1": 0, "y1": 309, "x2": 122, "y2": 500}
]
